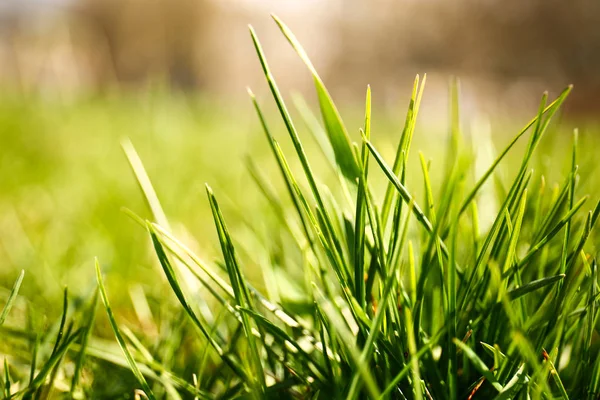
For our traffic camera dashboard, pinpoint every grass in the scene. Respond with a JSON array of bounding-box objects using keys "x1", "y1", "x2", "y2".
[{"x1": 1, "y1": 14, "x2": 600, "y2": 399}]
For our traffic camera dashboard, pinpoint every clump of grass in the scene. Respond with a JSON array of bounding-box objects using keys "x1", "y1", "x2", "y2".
[{"x1": 1, "y1": 15, "x2": 599, "y2": 400}]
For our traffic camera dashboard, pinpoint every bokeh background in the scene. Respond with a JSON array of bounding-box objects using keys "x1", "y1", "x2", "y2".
[
  {"x1": 1, "y1": 0, "x2": 599, "y2": 314},
  {"x1": 2, "y1": 0, "x2": 600, "y2": 111}
]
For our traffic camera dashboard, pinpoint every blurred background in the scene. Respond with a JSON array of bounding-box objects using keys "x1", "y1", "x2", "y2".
[
  {"x1": 1, "y1": 0, "x2": 599, "y2": 312},
  {"x1": 1, "y1": 0, "x2": 599, "y2": 112}
]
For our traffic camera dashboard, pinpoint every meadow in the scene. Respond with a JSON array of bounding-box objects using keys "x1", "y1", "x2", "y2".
[{"x1": 1, "y1": 16, "x2": 599, "y2": 399}]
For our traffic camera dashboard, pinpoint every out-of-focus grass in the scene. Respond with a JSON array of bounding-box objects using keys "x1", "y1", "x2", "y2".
[
  {"x1": 0, "y1": 89, "x2": 598, "y2": 317},
  {"x1": 0, "y1": 92, "x2": 256, "y2": 310}
]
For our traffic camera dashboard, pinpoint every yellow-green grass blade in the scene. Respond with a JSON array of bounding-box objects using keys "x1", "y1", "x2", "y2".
[
  {"x1": 381, "y1": 74, "x2": 427, "y2": 226},
  {"x1": 458, "y1": 86, "x2": 572, "y2": 217},
  {"x1": 0, "y1": 270, "x2": 24, "y2": 327},
  {"x1": 206, "y1": 185, "x2": 266, "y2": 397},
  {"x1": 353, "y1": 86, "x2": 371, "y2": 308},
  {"x1": 95, "y1": 260, "x2": 156, "y2": 400},
  {"x1": 271, "y1": 15, "x2": 359, "y2": 182},
  {"x1": 147, "y1": 224, "x2": 248, "y2": 381},
  {"x1": 122, "y1": 138, "x2": 200, "y2": 295},
  {"x1": 453, "y1": 339, "x2": 503, "y2": 392}
]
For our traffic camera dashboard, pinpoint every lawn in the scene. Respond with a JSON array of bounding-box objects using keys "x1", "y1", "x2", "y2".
[{"x1": 1, "y1": 16, "x2": 599, "y2": 400}]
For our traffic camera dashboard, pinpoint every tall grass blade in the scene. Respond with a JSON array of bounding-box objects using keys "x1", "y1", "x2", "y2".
[
  {"x1": 271, "y1": 15, "x2": 359, "y2": 181},
  {"x1": 206, "y1": 185, "x2": 266, "y2": 397},
  {"x1": 95, "y1": 259, "x2": 156, "y2": 400}
]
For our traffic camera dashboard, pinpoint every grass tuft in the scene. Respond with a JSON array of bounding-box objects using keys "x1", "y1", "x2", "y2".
[{"x1": 0, "y1": 15, "x2": 598, "y2": 400}]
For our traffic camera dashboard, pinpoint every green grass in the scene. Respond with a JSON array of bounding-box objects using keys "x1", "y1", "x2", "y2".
[{"x1": 1, "y1": 15, "x2": 600, "y2": 399}]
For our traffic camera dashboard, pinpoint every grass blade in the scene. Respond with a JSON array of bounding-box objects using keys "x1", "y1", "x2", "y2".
[
  {"x1": 453, "y1": 339, "x2": 503, "y2": 392},
  {"x1": 507, "y1": 274, "x2": 566, "y2": 300},
  {"x1": 206, "y1": 185, "x2": 266, "y2": 397},
  {"x1": 0, "y1": 270, "x2": 24, "y2": 326},
  {"x1": 271, "y1": 15, "x2": 359, "y2": 182},
  {"x1": 95, "y1": 259, "x2": 156, "y2": 400}
]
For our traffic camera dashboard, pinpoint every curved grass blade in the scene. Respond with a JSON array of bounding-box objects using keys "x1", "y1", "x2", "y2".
[
  {"x1": 150, "y1": 222, "x2": 306, "y2": 334},
  {"x1": 492, "y1": 363, "x2": 529, "y2": 400},
  {"x1": 509, "y1": 195, "x2": 588, "y2": 278},
  {"x1": 453, "y1": 339, "x2": 503, "y2": 392},
  {"x1": 95, "y1": 259, "x2": 156, "y2": 400},
  {"x1": 147, "y1": 224, "x2": 248, "y2": 381},
  {"x1": 366, "y1": 139, "x2": 458, "y2": 272},
  {"x1": 122, "y1": 138, "x2": 200, "y2": 295},
  {"x1": 271, "y1": 15, "x2": 359, "y2": 182},
  {"x1": 80, "y1": 341, "x2": 212, "y2": 399},
  {"x1": 507, "y1": 274, "x2": 565, "y2": 301},
  {"x1": 458, "y1": 85, "x2": 572, "y2": 216},
  {"x1": 365, "y1": 140, "x2": 433, "y2": 234},
  {"x1": 247, "y1": 31, "x2": 353, "y2": 302},
  {"x1": 22, "y1": 328, "x2": 82, "y2": 397}
]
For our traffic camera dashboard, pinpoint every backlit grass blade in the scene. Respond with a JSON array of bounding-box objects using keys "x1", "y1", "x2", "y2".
[
  {"x1": 377, "y1": 335, "x2": 441, "y2": 400},
  {"x1": 271, "y1": 15, "x2": 360, "y2": 182},
  {"x1": 447, "y1": 186, "x2": 460, "y2": 400},
  {"x1": 459, "y1": 86, "x2": 571, "y2": 216},
  {"x1": 511, "y1": 195, "x2": 588, "y2": 276},
  {"x1": 248, "y1": 89, "x2": 313, "y2": 244},
  {"x1": 507, "y1": 274, "x2": 565, "y2": 300},
  {"x1": 206, "y1": 185, "x2": 266, "y2": 397},
  {"x1": 492, "y1": 363, "x2": 529, "y2": 400},
  {"x1": 560, "y1": 130, "x2": 579, "y2": 283},
  {"x1": 50, "y1": 287, "x2": 69, "y2": 357},
  {"x1": 590, "y1": 351, "x2": 600, "y2": 400},
  {"x1": 366, "y1": 139, "x2": 458, "y2": 272},
  {"x1": 95, "y1": 259, "x2": 156, "y2": 400},
  {"x1": 122, "y1": 138, "x2": 169, "y2": 229},
  {"x1": 353, "y1": 86, "x2": 371, "y2": 308},
  {"x1": 81, "y1": 341, "x2": 212, "y2": 399},
  {"x1": 248, "y1": 24, "x2": 339, "y2": 216},
  {"x1": 0, "y1": 270, "x2": 24, "y2": 327},
  {"x1": 459, "y1": 163, "x2": 533, "y2": 310},
  {"x1": 3, "y1": 358, "x2": 11, "y2": 398},
  {"x1": 151, "y1": 222, "x2": 307, "y2": 333},
  {"x1": 381, "y1": 74, "x2": 426, "y2": 225},
  {"x1": 293, "y1": 93, "x2": 337, "y2": 171},
  {"x1": 247, "y1": 32, "x2": 353, "y2": 300},
  {"x1": 453, "y1": 339, "x2": 503, "y2": 392},
  {"x1": 147, "y1": 224, "x2": 248, "y2": 381},
  {"x1": 543, "y1": 348, "x2": 569, "y2": 399},
  {"x1": 237, "y1": 307, "x2": 327, "y2": 381},
  {"x1": 366, "y1": 139, "x2": 433, "y2": 234},
  {"x1": 122, "y1": 138, "x2": 200, "y2": 295}
]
